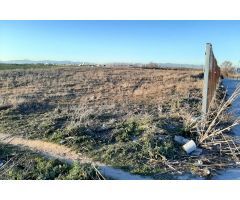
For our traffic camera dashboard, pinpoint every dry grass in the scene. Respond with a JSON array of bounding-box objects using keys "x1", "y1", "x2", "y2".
[
  {"x1": 0, "y1": 67, "x2": 203, "y2": 109},
  {"x1": 0, "y1": 66, "x2": 208, "y2": 178},
  {"x1": 1, "y1": 66, "x2": 240, "y2": 179},
  {"x1": 177, "y1": 84, "x2": 240, "y2": 168}
]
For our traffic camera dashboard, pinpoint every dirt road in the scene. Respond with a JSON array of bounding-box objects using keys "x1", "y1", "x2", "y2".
[{"x1": 0, "y1": 133, "x2": 152, "y2": 180}]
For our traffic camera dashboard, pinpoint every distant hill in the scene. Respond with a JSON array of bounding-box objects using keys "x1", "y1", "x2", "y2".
[
  {"x1": 0, "y1": 60, "x2": 203, "y2": 69},
  {"x1": 158, "y1": 63, "x2": 203, "y2": 69},
  {"x1": 104, "y1": 62, "x2": 203, "y2": 69},
  {"x1": 0, "y1": 60, "x2": 92, "y2": 65}
]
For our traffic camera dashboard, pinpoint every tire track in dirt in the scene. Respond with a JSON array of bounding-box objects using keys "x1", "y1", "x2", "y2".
[{"x1": 0, "y1": 133, "x2": 152, "y2": 180}]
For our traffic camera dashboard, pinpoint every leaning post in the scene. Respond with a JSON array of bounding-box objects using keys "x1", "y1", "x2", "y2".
[{"x1": 202, "y1": 43, "x2": 212, "y2": 115}]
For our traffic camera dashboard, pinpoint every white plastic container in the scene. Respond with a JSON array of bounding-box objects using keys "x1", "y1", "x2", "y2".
[{"x1": 182, "y1": 140, "x2": 197, "y2": 154}]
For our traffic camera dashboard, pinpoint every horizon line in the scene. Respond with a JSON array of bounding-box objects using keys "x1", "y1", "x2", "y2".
[{"x1": 0, "y1": 59, "x2": 204, "y2": 66}]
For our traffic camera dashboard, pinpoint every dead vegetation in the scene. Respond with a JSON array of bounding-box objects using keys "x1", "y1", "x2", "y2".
[
  {"x1": 0, "y1": 67, "x2": 203, "y2": 108},
  {"x1": 166, "y1": 83, "x2": 240, "y2": 177},
  {"x1": 3, "y1": 66, "x2": 238, "y2": 179},
  {"x1": 197, "y1": 85, "x2": 240, "y2": 162},
  {"x1": 221, "y1": 61, "x2": 240, "y2": 79}
]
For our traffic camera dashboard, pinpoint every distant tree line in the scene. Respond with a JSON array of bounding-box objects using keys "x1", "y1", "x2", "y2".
[{"x1": 220, "y1": 61, "x2": 240, "y2": 77}]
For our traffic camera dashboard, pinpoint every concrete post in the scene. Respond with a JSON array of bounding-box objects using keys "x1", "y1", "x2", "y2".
[{"x1": 202, "y1": 43, "x2": 212, "y2": 115}]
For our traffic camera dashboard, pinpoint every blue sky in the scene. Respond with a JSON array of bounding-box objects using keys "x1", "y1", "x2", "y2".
[{"x1": 0, "y1": 20, "x2": 240, "y2": 65}]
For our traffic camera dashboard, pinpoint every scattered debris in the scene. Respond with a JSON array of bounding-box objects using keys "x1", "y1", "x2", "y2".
[
  {"x1": 174, "y1": 135, "x2": 189, "y2": 145},
  {"x1": 174, "y1": 136, "x2": 202, "y2": 156},
  {"x1": 182, "y1": 140, "x2": 197, "y2": 154}
]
